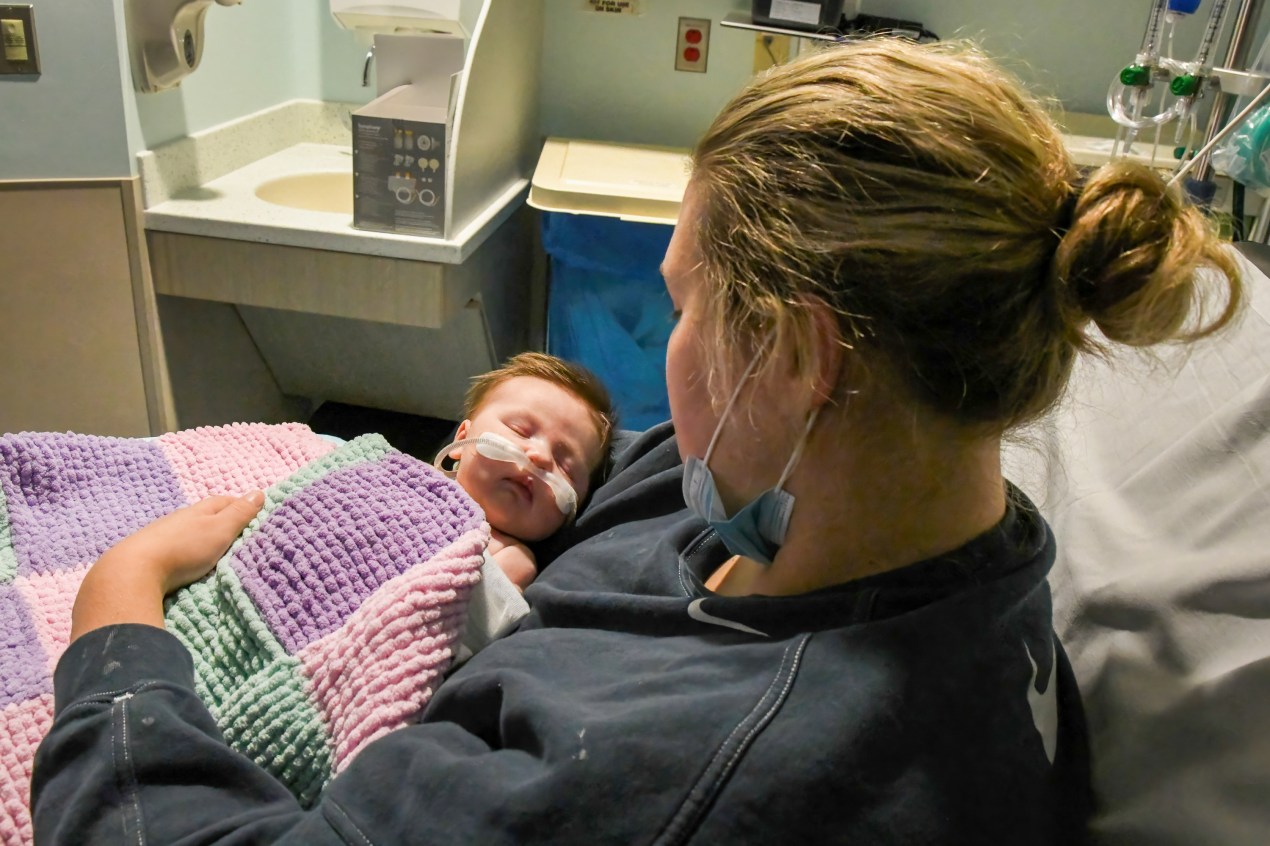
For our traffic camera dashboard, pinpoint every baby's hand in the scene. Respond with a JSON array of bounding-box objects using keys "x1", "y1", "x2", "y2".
[{"x1": 488, "y1": 528, "x2": 538, "y2": 591}]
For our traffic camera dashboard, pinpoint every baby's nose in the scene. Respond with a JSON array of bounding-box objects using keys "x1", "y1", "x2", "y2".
[{"x1": 522, "y1": 439, "x2": 552, "y2": 470}]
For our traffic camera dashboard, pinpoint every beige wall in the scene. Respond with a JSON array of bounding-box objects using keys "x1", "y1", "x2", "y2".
[{"x1": 0, "y1": 180, "x2": 169, "y2": 436}]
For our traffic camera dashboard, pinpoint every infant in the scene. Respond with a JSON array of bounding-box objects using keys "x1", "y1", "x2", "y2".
[{"x1": 434, "y1": 352, "x2": 615, "y2": 590}]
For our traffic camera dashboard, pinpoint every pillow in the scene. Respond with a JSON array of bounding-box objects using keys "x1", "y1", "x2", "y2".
[{"x1": 1004, "y1": 245, "x2": 1270, "y2": 845}]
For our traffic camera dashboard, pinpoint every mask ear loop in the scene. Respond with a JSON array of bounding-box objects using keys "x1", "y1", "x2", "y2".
[
  {"x1": 773, "y1": 406, "x2": 821, "y2": 493},
  {"x1": 702, "y1": 333, "x2": 772, "y2": 467}
]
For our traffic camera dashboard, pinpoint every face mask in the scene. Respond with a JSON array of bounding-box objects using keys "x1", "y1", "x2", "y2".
[
  {"x1": 434, "y1": 432, "x2": 578, "y2": 519},
  {"x1": 681, "y1": 351, "x2": 820, "y2": 566}
]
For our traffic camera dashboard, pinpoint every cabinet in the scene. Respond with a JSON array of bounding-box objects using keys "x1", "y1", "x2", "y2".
[
  {"x1": 145, "y1": 205, "x2": 538, "y2": 426},
  {"x1": 0, "y1": 180, "x2": 168, "y2": 436}
]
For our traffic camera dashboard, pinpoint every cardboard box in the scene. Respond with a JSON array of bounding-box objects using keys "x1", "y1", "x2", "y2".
[
  {"x1": 353, "y1": 86, "x2": 449, "y2": 238},
  {"x1": 352, "y1": 33, "x2": 463, "y2": 238}
]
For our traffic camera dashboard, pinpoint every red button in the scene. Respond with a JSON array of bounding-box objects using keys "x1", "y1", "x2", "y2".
[
  {"x1": 685, "y1": 28, "x2": 702, "y2": 44},
  {"x1": 684, "y1": 46, "x2": 700, "y2": 62}
]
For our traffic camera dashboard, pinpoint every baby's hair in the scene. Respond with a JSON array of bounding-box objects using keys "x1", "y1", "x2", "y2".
[
  {"x1": 465, "y1": 352, "x2": 616, "y2": 487},
  {"x1": 690, "y1": 36, "x2": 1242, "y2": 432}
]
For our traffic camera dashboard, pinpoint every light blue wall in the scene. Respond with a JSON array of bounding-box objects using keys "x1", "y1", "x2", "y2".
[
  {"x1": 6, "y1": 0, "x2": 1270, "y2": 179},
  {"x1": 875, "y1": 0, "x2": 1270, "y2": 115},
  {"x1": 133, "y1": 2, "x2": 316, "y2": 151},
  {"x1": 310, "y1": 8, "x2": 385, "y2": 107},
  {"x1": 865, "y1": 0, "x2": 1150, "y2": 112},
  {"x1": 135, "y1": 0, "x2": 488, "y2": 149},
  {"x1": 0, "y1": 0, "x2": 133, "y2": 179},
  {"x1": 538, "y1": 0, "x2": 1270, "y2": 147},
  {"x1": 540, "y1": 0, "x2": 756, "y2": 149}
]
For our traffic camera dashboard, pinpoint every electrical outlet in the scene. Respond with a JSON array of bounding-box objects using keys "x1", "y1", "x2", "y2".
[{"x1": 675, "y1": 17, "x2": 709, "y2": 73}]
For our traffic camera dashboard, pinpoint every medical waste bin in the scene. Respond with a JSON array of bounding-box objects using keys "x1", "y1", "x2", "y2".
[
  {"x1": 529, "y1": 139, "x2": 690, "y2": 431},
  {"x1": 540, "y1": 212, "x2": 673, "y2": 431}
]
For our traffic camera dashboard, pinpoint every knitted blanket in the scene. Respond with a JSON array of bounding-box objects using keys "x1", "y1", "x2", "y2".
[{"x1": 0, "y1": 423, "x2": 487, "y2": 845}]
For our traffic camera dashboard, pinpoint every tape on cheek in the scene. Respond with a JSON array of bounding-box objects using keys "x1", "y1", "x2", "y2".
[
  {"x1": 471, "y1": 434, "x2": 577, "y2": 517},
  {"x1": 474, "y1": 435, "x2": 526, "y2": 465},
  {"x1": 541, "y1": 471, "x2": 577, "y2": 517}
]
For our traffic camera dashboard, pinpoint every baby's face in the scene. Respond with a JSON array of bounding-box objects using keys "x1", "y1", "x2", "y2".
[{"x1": 452, "y1": 376, "x2": 603, "y2": 542}]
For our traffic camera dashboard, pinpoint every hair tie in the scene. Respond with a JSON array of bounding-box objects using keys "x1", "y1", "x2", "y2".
[{"x1": 1052, "y1": 188, "x2": 1080, "y2": 238}]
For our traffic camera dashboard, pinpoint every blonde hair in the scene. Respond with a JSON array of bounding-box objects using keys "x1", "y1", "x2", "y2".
[
  {"x1": 690, "y1": 37, "x2": 1242, "y2": 431},
  {"x1": 465, "y1": 352, "x2": 616, "y2": 485}
]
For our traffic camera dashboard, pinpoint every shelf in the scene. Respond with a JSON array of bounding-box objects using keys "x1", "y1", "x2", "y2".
[
  {"x1": 1211, "y1": 67, "x2": 1270, "y2": 97},
  {"x1": 719, "y1": 11, "x2": 842, "y2": 42}
]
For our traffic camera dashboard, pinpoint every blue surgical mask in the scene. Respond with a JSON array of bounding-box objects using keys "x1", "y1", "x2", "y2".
[{"x1": 681, "y1": 351, "x2": 820, "y2": 566}]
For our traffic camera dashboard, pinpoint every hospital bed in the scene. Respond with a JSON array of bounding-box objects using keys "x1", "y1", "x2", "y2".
[{"x1": 1004, "y1": 241, "x2": 1270, "y2": 844}]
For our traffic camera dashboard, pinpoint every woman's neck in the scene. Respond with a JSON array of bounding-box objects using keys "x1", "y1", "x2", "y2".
[{"x1": 712, "y1": 412, "x2": 1006, "y2": 598}]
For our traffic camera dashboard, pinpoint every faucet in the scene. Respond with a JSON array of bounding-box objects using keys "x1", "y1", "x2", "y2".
[{"x1": 362, "y1": 42, "x2": 375, "y2": 87}]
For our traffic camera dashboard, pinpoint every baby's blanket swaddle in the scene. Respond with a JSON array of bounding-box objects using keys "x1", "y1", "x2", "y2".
[{"x1": 0, "y1": 423, "x2": 487, "y2": 845}]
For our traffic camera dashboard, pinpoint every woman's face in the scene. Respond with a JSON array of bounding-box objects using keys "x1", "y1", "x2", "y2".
[
  {"x1": 662, "y1": 182, "x2": 716, "y2": 467},
  {"x1": 662, "y1": 181, "x2": 793, "y2": 513}
]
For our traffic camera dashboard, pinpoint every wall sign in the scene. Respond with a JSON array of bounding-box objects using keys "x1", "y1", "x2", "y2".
[{"x1": 586, "y1": 0, "x2": 642, "y2": 15}]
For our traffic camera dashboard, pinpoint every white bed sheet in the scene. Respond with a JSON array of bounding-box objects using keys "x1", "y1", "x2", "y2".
[{"x1": 1004, "y1": 246, "x2": 1270, "y2": 845}]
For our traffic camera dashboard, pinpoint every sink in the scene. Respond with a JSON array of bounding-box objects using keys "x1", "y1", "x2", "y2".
[{"x1": 254, "y1": 172, "x2": 353, "y2": 214}]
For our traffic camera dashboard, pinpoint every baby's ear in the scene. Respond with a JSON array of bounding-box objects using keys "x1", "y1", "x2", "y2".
[{"x1": 450, "y1": 420, "x2": 472, "y2": 459}]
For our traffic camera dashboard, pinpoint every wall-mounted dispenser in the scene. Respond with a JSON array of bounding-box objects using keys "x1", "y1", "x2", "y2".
[
  {"x1": 124, "y1": 0, "x2": 244, "y2": 93},
  {"x1": 331, "y1": 1, "x2": 467, "y2": 45}
]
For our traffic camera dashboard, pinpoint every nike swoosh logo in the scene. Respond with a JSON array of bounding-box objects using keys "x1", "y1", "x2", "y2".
[
  {"x1": 687, "y1": 598, "x2": 768, "y2": 637},
  {"x1": 1023, "y1": 637, "x2": 1059, "y2": 765}
]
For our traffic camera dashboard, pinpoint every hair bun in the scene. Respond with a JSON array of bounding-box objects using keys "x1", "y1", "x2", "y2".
[{"x1": 1051, "y1": 161, "x2": 1239, "y2": 347}]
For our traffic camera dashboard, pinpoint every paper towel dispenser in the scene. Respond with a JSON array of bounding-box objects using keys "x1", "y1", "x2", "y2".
[{"x1": 330, "y1": 0, "x2": 467, "y2": 43}]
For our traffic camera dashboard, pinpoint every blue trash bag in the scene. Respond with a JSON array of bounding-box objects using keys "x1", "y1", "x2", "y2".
[{"x1": 542, "y1": 212, "x2": 675, "y2": 431}]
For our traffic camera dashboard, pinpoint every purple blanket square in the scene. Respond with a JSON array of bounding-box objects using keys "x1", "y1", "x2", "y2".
[
  {"x1": 0, "y1": 434, "x2": 187, "y2": 576},
  {"x1": 0, "y1": 585, "x2": 52, "y2": 708},
  {"x1": 233, "y1": 453, "x2": 481, "y2": 654}
]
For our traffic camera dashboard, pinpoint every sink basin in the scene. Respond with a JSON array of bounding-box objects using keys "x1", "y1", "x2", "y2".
[{"x1": 255, "y1": 172, "x2": 353, "y2": 214}]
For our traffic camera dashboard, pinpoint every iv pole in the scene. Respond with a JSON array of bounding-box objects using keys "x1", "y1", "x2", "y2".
[{"x1": 1185, "y1": 0, "x2": 1265, "y2": 187}]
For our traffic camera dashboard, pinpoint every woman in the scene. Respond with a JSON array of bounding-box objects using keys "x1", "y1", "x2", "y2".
[{"x1": 34, "y1": 38, "x2": 1239, "y2": 843}]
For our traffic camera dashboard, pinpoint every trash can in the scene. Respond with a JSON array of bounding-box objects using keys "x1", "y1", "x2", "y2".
[
  {"x1": 529, "y1": 138, "x2": 690, "y2": 431},
  {"x1": 540, "y1": 212, "x2": 673, "y2": 430}
]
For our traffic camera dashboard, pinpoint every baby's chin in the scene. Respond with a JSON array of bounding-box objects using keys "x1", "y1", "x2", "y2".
[
  {"x1": 482, "y1": 503, "x2": 564, "y2": 544},
  {"x1": 508, "y1": 516, "x2": 566, "y2": 544}
]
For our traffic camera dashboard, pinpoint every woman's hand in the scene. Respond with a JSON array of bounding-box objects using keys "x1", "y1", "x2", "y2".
[
  {"x1": 69, "y1": 492, "x2": 265, "y2": 643},
  {"x1": 108, "y1": 492, "x2": 267, "y2": 594}
]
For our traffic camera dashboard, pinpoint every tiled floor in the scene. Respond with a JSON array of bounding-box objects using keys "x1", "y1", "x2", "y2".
[{"x1": 306, "y1": 402, "x2": 459, "y2": 464}]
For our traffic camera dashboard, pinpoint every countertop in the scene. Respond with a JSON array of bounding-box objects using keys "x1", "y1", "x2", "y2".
[
  {"x1": 146, "y1": 143, "x2": 527, "y2": 265},
  {"x1": 137, "y1": 101, "x2": 526, "y2": 265}
]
